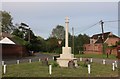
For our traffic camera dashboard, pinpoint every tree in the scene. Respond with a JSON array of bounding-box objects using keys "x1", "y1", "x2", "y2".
[
  {"x1": 12, "y1": 23, "x2": 33, "y2": 42},
  {"x1": 74, "y1": 34, "x2": 90, "y2": 54},
  {"x1": 12, "y1": 23, "x2": 44, "y2": 52},
  {"x1": 51, "y1": 25, "x2": 65, "y2": 40},
  {"x1": 1, "y1": 11, "x2": 14, "y2": 33},
  {"x1": 47, "y1": 25, "x2": 66, "y2": 53},
  {"x1": 46, "y1": 37, "x2": 59, "y2": 53}
]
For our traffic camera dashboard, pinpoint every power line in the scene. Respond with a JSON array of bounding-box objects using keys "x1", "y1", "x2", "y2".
[
  {"x1": 104, "y1": 20, "x2": 120, "y2": 23},
  {"x1": 80, "y1": 20, "x2": 119, "y2": 32},
  {"x1": 79, "y1": 22, "x2": 99, "y2": 33},
  {"x1": 75, "y1": 20, "x2": 119, "y2": 35}
]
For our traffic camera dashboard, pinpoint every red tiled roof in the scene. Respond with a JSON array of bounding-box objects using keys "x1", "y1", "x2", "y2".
[
  {"x1": 91, "y1": 32, "x2": 111, "y2": 39},
  {"x1": 91, "y1": 32, "x2": 119, "y2": 43}
]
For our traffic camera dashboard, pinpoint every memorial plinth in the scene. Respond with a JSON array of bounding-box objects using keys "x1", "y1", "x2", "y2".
[{"x1": 57, "y1": 16, "x2": 77, "y2": 67}]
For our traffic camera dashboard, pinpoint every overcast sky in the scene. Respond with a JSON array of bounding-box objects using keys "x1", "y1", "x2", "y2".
[{"x1": 2, "y1": 2, "x2": 118, "y2": 39}]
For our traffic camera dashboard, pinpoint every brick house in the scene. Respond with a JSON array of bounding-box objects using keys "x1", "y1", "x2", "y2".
[{"x1": 84, "y1": 32, "x2": 120, "y2": 55}]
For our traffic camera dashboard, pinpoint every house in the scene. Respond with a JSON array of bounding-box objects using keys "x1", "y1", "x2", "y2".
[
  {"x1": 84, "y1": 32, "x2": 120, "y2": 55},
  {"x1": 0, "y1": 32, "x2": 29, "y2": 58}
]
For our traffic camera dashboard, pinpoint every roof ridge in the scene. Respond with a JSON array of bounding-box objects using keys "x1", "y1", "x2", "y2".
[{"x1": 92, "y1": 32, "x2": 111, "y2": 36}]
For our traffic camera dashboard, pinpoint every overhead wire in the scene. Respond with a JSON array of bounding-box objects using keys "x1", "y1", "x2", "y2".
[
  {"x1": 75, "y1": 20, "x2": 119, "y2": 35},
  {"x1": 104, "y1": 20, "x2": 120, "y2": 23},
  {"x1": 79, "y1": 21, "x2": 99, "y2": 33},
  {"x1": 79, "y1": 20, "x2": 119, "y2": 32}
]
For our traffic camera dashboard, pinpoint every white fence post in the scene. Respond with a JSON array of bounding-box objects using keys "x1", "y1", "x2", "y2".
[
  {"x1": 39, "y1": 59, "x2": 41, "y2": 62},
  {"x1": 112, "y1": 63, "x2": 115, "y2": 71},
  {"x1": 88, "y1": 64, "x2": 91, "y2": 74},
  {"x1": 80, "y1": 57, "x2": 82, "y2": 61},
  {"x1": 2, "y1": 61, "x2": 4, "y2": 66},
  {"x1": 29, "y1": 59, "x2": 31, "y2": 63},
  {"x1": 47, "y1": 58, "x2": 49, "y2": 61},
  {"x1": 49, "y1": 65, "x2": 52, "y2": 75},
  {"x1": 3, "y1": 64, "x2": 6, "y2": 74},
  {"x1": 17, "y1": 60, "x2": 20, "y2": 64},
  {"x1": 53, "y1": 57, "x2": 54, "y2": 60},
  {"x1": 115, "y1": 61, "x2": 117, "y2": 68},
  {"x1": 102, "y1": 59, "x2": 106, "y2": 65},
  {"x1": 90, "y1": 58, "x2": 93, "y2": 63}
]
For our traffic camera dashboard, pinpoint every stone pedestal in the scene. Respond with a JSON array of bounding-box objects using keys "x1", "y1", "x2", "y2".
[
  {"x1": 57, "y1": 58, "x2": 77, "y2": 67},
  {"x1": 57, "y1": 47, "x2": 77, "y2": 67}
]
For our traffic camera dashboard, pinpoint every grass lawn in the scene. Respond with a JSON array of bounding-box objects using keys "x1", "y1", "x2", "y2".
[
  {"x1": 75, "y1": 54, "x2": 117, "y2": 59},
  {"x1": 2, "y1": 61, "x2": 118, "y2": 77},
  {"x1": 42, "y1": 52, "x2": 117, "y2": 59},
  {"x1": 42, "y1": 52, "x2": 59, "y2": 56}
]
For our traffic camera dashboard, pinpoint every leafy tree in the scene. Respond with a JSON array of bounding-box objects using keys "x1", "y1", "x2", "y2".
[
  {"x1": 51, "y1": 25, "x2": 65, "y2": 40},
  {"x1": 12, "y1": 23, "x2": 34, "y2": 42},
  {"x1": 48, "y1": 25, "x2": 90, "y2": 54},
  {"x1": 46, "y1": 37, "x2": 59, "y2": 53},
  {"x1": 12, "y1": 28, "x2": 25, "y2": 38},
  {"x1": 0, "y1": 11, "x2": 14, "y2": 33},
  {"x1": 12, "y1": 23, "x2": 45, "y2": 52},
  {"x1": 74, "y1": 34, "x2": 90, "y2": 54},
  {"x1": 45, "y1": 25, "x2": 66, "y2": 53},
  {"x1": 116, "y1": 40, "x2": 120, "y2": 45}
]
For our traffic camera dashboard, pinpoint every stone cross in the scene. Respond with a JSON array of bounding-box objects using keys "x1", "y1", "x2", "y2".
[
  {"x1": 56, "y1": 16, "x2": 78, "y2": 67},
  {"x1": 65, "y1": 16, "x2": 69, "y2": 47}
]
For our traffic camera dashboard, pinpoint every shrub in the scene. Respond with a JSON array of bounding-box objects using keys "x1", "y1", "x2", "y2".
[{"x1": 51, "y1": 62, "x2": 59, "y2": 67}]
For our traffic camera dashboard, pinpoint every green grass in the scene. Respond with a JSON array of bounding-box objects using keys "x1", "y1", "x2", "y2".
[
  {"x1": 75, "y1": 54, "x2": 117, "y2": 59},
  {"x1": 2, "y1": 61, "x2": 118, "y2": 77},
  {"x1": 42, "y1": 52, "x2": 59, "y2": 56},
  {"x1": 42, "y1": 52, "x2": 117, "y2": 59}
]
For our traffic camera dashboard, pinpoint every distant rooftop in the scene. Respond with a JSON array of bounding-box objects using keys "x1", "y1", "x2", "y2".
[{"x1": 91, "y1": 32, "x2": 119, "y2": 43}]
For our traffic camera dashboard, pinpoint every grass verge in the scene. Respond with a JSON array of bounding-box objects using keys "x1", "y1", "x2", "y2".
[{"x1": 2, "y1": 61, "x2": 118, "y2": 77}]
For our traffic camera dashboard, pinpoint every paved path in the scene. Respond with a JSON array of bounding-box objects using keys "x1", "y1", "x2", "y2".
[
  {"x1": 2, "y1": 53, "x2": 53, "y2": 65},
  {"x1": 2, "y1": 53, "x2": 118, "y2": 65}
]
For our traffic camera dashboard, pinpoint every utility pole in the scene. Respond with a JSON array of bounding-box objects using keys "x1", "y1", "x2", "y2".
[
  {"x1": 72, "y1": 27, "x2": 74, "y2": 54},
  {"x1": 100, "y1": 20, "x2": 105, "y2": 54},
  {"x1": 28, "y1": 28, "x2": 30, "y2": 43},
  {"x1": 100, "y1": 20, "x2": 105, "y2": 42}
]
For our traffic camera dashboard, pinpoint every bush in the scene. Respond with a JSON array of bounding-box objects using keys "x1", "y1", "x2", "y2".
[{"x1": 51, "y1": 62, "x2": 59, "y2": 67}]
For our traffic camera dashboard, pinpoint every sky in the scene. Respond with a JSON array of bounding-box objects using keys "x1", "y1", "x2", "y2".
[{"x1": 2, "y1": 2, "x2": 118, "y2": 39}]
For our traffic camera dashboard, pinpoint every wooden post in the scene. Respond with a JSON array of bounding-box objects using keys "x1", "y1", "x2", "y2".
[
  {"x1": 100, "y1": 20, "x2": 105, "y2": 54},
  {"x1": 72, "y1": 27, "x2": 74, "y2": 54},
  {"x1": 28, "y1": 28, "x2": 30, "y2": 42}
]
